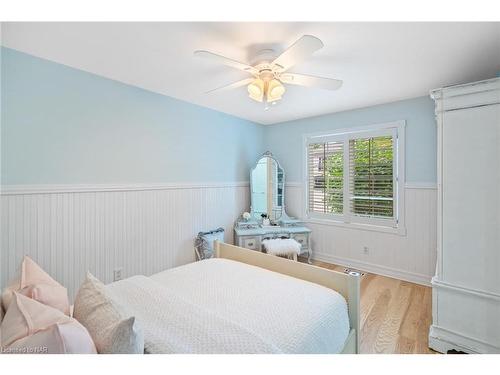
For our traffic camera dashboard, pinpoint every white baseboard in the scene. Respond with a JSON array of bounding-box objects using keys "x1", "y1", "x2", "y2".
[
  {"x1": 429, "y1": 325, "x2": 500, "y2": 354},
  {"x1": 312, "y1": 252, "x2": 431, "y2": 286}
]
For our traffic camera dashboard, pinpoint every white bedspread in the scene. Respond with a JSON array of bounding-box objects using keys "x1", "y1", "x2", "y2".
[{"x1": 106, "y1": 258, "x2": 350, "y2": 354}]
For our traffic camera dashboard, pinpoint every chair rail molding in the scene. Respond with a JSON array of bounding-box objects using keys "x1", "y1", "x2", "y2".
[{"x1": 1, "y1": 181, "x2": 250, "y2": 195}]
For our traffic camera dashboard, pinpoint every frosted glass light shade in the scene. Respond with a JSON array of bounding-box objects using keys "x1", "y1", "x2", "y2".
[
  {"x1": 248, "y1": 79, "x2": 264, "y2": 102},
  {"x1": 267, "y1": 79, "x2": 285, "y2": 102}
]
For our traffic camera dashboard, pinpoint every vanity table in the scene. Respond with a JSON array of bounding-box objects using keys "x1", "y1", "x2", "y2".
[{"x1": 234, "y1": 151, "x2": 312, "y2": 262}]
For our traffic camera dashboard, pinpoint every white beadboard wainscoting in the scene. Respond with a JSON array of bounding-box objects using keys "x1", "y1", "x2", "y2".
[
  {"x1": 0, "y1": 183, "x2": 249, "y2": 300},
  {"x1": 1, "y1": 181, "x2": 437, "y2": 302},
  {"x1": 285, "y1": 183, "x2": 437, "y2": 285}
]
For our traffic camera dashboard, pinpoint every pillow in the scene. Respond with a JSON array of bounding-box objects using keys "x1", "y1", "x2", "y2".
[
  {"x1": 73, "y1": 272, "x2": 144, "y2": 354},
  {"x1": 0, "y1": 293, "x2": 96, "y2": 354},
  {"x1": 194, "y1": 228, "x2": 225, "y2": 260},
  {"x1": 2, "y1": 256, "x2": 70, "y2": 315},
  {"x1": 7, "y1": 322, "x2": 97, "y2": 354},
  {"x1": 1, "y1": 278, "x2": 19, "y2": 312}
]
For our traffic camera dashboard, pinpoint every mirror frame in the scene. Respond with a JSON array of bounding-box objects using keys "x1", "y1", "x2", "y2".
[{"x1": 249, "y1": 151, "x2": 291, "y2": 223}]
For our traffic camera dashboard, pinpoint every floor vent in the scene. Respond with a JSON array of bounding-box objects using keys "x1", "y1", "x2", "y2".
[{"x1": 344, "y1": 268, "x2": 365, "y2": 277}]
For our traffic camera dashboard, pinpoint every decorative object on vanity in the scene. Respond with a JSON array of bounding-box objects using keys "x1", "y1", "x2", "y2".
[
  {"x1": 261, "y1": 213, "x2": 271, "y2": 226},
  {"x1": 429, "y1": 77, "x2": 500, "y2": 354},
  {"x1": 234, "y1": 151, "x2": 312, "y2": 262},
  {"x1": 234, "y1": 217, "x2": 259, "y2": 230},
  {"x1": 194, "y1": 227, "x2": 225, "y2": 260}
]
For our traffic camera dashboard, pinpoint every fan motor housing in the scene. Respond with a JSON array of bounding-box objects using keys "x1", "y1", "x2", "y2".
[{"x1": 258, "y1": 69, "x2": 274, "y2": 82}]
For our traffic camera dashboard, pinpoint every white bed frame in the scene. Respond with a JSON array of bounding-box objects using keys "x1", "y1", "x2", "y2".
[{"x1": 214, "y1": 241, "x2": 360, "y2": 354}]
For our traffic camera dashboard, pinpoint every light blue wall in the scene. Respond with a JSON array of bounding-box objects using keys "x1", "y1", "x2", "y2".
[
  {"x1": 1, "y1": 47, "x2": 265, "y2": 185},
  {"x1": 1, "y1": 47, "x2": 436, "y2": 186},
  {"x1": 264, "y1": 96, "x2": 436, "y2": 183}
]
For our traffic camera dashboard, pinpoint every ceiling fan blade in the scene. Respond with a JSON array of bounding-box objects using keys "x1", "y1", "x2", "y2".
[
  {"x1": 271, "y1": 35, "x2": 324, "y2": 72},
  {"x1": 194, "y1": 50, "x2": 258, "y2": 76},
  {"x1": 279, "y1": 73, "x2": 343, "y2": 90},
  {"x1": 205, "y1": 78, "x2": 254, "y2": 94}
]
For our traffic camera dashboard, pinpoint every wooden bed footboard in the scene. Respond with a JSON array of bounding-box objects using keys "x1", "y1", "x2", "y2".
[{"x1": 214, "y1": 241, "x2": 360, "y2": 354}]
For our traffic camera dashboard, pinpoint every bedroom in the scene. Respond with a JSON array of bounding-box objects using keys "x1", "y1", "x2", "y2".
[{"x1": 1, "y1": 1, "x2": 499, "y2": 372}]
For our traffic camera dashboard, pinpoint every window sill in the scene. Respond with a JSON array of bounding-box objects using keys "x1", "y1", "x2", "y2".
[{"x1": 304, "y1": 217, "x2": 407, "y2": 236}]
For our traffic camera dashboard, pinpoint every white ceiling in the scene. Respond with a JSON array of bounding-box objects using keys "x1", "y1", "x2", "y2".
[{"x1": 2, "y1": 22, "x2": 499, "y2": 124}]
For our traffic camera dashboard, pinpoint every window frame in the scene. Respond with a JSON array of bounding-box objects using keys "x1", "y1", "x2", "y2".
[{"x1": 302, "y1": 120, "x2": 406, "y2": 235}]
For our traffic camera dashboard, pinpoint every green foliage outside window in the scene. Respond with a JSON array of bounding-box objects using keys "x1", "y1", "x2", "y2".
[{"x1": 310, "y1": 136, "x2": 394, "y2": 218}]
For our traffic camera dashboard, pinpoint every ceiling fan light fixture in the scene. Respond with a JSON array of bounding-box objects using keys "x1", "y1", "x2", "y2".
[
  {"x1": 247, "y1": 78, "x2": 264, "y2": 102},
  {"x1": 198, "y1": 35, "x2": 343, "y2": 106},
  {"x1": 267, "y1": 79, "x2": 285, "y2": 102}
]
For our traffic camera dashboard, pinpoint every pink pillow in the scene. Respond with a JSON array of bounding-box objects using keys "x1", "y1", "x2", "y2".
[
  {"x1": 1, "y1": 293, "x2": 96, "y2": 354},
  {"x1": 1, "y1": 256, "x2": 70, "y2": 315},
  {"x1": 6, "y1": 323, "x2": 96, "y2": 354}
]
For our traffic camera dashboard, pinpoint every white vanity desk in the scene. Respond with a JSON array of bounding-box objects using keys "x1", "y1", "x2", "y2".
[
  {"x1": 234, "y1": 223, "x2": 312, "y2": 262},
  {"x1": 234, "y1": 151, "x2": 313, "y2": 263}
]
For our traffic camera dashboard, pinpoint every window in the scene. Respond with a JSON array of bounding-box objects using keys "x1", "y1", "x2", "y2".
[
  {"x1": 305, "y1": 121, "x2": 405, "y2": 231},
  {"x1": 308, "y1": 141, "x2": 344, "y2": 214},
  {"x1": 349, "y1": 136, "x2": 394, "y2": 218}
]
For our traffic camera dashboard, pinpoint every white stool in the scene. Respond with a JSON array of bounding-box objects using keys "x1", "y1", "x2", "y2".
[{"x1": 261, "y1": 238, "x2": 301, "y2": 261}]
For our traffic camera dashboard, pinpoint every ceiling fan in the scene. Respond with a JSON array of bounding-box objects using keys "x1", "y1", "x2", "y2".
[{"x1": 194, "y1": 35, "x2": 343, "y2": 105}]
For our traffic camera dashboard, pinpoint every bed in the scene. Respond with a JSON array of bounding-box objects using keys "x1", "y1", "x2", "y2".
[{"x1": 105, "y1": 241, "x2": 360, "y2": 354}]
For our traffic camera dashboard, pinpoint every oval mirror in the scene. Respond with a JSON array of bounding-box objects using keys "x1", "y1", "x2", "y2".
[{"x1": 250, "y1": 151, "x2": 285, "y2": 222}]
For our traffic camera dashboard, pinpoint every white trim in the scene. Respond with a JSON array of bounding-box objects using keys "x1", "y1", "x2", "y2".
[
  {"x1": 431, "y1": 78, "x2": 500, "y2": 113},
  {"x1": 0, "y1": 181, "x2": 250, "y2": 195},
  {"x1": 435, "y1": 90, "x2": 444, "y2": 281},
  {"x1": 302, "y1": 120, "x2": 406, "y2": 140},
  {"x1": 312, "y1": 251, "x2": 431, "y2": 286},
  {"x1": 290, "y1": 181, "x2": 437, "y2": 190},
  {"x1": 302, "y1": 120, "x2": 406, "y2": 235},
  {"x1": 404, "y1": 182, "x2": 437, "y2": 189},
  {"x1": 431, "y1": 277, "x2": 500, "y2": 301},
  {"x1": 429, "y1": 325, "x2": 500, "y2": 354},
  {"x1": 306, "y1": 217, "x2": 406, "y2": 235},
  {"x1": 430, "y1": 77, "x2": 500, "y2": 100}
]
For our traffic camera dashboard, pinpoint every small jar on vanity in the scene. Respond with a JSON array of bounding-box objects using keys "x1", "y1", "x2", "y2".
[{"x1": 233, "y1": 151, "x2": 312, "y2": 263}]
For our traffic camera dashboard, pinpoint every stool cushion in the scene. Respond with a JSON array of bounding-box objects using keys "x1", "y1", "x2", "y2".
[{"x1": 262, "y1": 238, "x2": 301, "y2": 256}]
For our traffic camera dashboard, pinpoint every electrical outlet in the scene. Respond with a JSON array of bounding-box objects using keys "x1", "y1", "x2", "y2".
[
  {"x1": 113, "y1": 268, "x2": 123, "y2": 281},
  {"x1": 363, "y1": 246, "x2": 369, "y2": 255}
]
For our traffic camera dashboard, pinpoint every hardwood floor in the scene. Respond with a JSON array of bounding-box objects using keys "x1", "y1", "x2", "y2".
[{"x1": 310, "y1": 259, "x2": 436, "y2": 354}]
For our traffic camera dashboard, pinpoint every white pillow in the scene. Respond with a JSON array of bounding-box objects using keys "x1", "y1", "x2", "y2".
[{"x1": 73, "y1": 272, "x2": 144, "y2": 354}]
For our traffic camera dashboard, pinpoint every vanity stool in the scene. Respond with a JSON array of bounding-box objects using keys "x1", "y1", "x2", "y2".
[{"x1": 262, "y1": 238, "x2": 301, "y2": 261}]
